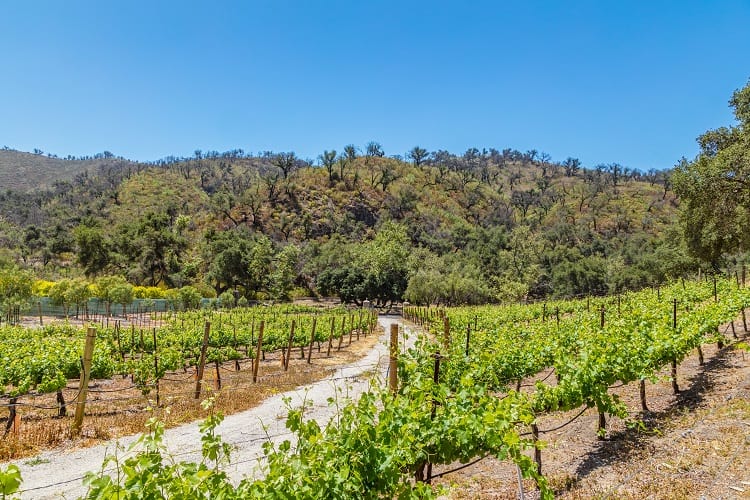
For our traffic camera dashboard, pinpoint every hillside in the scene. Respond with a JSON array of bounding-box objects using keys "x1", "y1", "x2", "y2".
[
  {"x1": 0, "y1": 146, "x2": 685, "y2": 303},
  {"x1": 0, "y1": 148, "x2": 131, "y2": 192}
]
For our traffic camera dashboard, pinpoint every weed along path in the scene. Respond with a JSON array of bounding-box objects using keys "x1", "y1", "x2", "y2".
[{"x1": 8, "y1": 315, "x2": 415, "y2": 499}]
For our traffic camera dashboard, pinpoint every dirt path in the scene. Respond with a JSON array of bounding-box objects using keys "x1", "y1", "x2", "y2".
[{"x1": 7, "y1": 315, "x2": 414, "y2": 499}]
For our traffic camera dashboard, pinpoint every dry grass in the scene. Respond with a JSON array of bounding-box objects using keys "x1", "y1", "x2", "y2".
[{"x1": 0, "y1": 326, "x2": 381, "y2": 460}]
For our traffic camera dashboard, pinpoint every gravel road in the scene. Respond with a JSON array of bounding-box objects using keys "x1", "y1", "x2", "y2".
[{"x1": 7, "y1": 315, "x2": 414, "y2": 499}]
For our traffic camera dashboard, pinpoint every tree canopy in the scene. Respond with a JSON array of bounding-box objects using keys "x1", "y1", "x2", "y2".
[{"x1": 673, "y1": 79, "x2": 750, "y2": 267}]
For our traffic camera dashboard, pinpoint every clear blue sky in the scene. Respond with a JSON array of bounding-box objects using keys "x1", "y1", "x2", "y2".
[{"x1": 1, "y1": 1, "x2": 749, "y2": 171}]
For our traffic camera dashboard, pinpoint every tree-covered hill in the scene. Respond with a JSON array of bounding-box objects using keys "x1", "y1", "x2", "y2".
[{"x1": 0, "y1": 143, "x2": 691, "y2": 304}]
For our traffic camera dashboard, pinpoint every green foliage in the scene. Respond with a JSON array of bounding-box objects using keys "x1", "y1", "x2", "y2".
[
  {"x1": 269, "y1": 244, "x2": 299, "y2": 300},
  {"x1": 73, "y1": 225, "x2": 111, "y2": 277},
  {"x1": 191, "y1": 282, "x2": 217, "y2": 299},
  {"x1": 1, "y1": 142, "x2": 687, "y2": 303},
  {"x1": 0, "y1": 324, "x2": 117, "y2": 397},
  {"x1": 11, "y1": 277, "x2": 745, "y2": 497},
  {"x1": 133, "y1": 285, "x2": 167, "y2": 299},
  {"x1": 178, "y1": 286, "x2": 202, "y2": 310},
  {"x1": 93, "y1": 275, "x2": 129, "y2": 315},
  {"x1": 405, "y1": 252, "x2": 494, "y2": 305},
  {"x1": 0, "y1": 265, "x2": 33, "y2": 320},
  {"x1": 673, "y1": 79, "x2": 750, "y2": 266},
  {"x1": 117, "y1": 211, "x2": 188, "y2": 286},
  {"x1": 217, "y1": 290, "x2": 236, "y2": 308},
  {"x1": 318, "y1": 222, "x2": 411, "y2": 306},
  {"x1": 0, "y1": 464, "x2": 21, "y2": 499},
  {"x1": 48, "y1": 278, "x2": 92, "y2": 317},
  {"x1": 109, "y1": 282, "x2": 134, "y2": 309},
  {"x1": 82, "y1": 406, "x2": 235, "y2": 499},
  {"x1": 48, "y1": 278, "x2": 72, "y2": 312}
]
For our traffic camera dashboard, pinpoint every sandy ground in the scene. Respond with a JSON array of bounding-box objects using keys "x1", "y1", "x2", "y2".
[{"x1": 4, "y1": 315, "x2": 413, "y2": 499}]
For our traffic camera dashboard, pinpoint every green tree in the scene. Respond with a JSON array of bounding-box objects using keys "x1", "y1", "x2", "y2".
[
  {"x1": 319, "y1": 149, "x2": 338, "y2": 184},
  {"x1": 217, "y1": 290, "x2": 236, "y2": 308},
  {"x1": 270, "y1": 244, "x2": 300, "y2": 300},
  {"x1": 322, "y1": 222, "x2": 412, "y2": 306},
  {"x1": 408, "y1": 146, "x2": 430, "y2": 167},
  {"x1": 204, "y1": 229, "x2": 255, "y2": 294},
  {"x1": 117, "y1": 212, "x2": 187, "y2": 286},
  {"x1": 66, "y1": 278, "x2": 92, "y2": 319},
  {"x1": 179, "y1": 285, "x2": 202, "y2": 310},
  {"x1": 673, "y1": 79, "x2": 750, "y2": 266},
  {"x1": 247, "y1": 235, "x2": 274, "y2": 296},
  {"x1": 74, "y1": 225, "x2": 111, "y2": 277},
  {"x1": 49, "y1": 279, "x2": 73, "y2": 318},
  {"x1": 109, "y1": 282, "x2": 134, "y2": 317},
  {"x1": 94, "y1": 275, "x2": 129, "y2": 317},
  {"x1": 0, "y1": 265, "x2": 33, "y2": 322},
  {"x1": 493, "y1": 225, "x2": 543, "y2": 301}
]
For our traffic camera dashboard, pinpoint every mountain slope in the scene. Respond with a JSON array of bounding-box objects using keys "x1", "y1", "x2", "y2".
[{"x1": 0, "y1": 149, "x2": 129, "y2": 192}]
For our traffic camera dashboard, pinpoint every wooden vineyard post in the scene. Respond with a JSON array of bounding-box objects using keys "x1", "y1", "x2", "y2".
[
  {"x1": 214, "y1": 360, "x2": 221, "y2": 390},
  {"x1": 389, "y1": 324, "x2": 398, "y2": 394},
  {"x1": 555, "y1": 307, "x2": 560, "y2": 328},
  {"x1": 639, "y1": 379, "x2": 648, "y2": 412},
  {"x1": 253, "y1": 321, "x2": 264, "y2": 383},
  {"x1": 443, "y1": 316, "x2": 450, "y2": 348},
  {"x1": 531, "y1": 422, "x2": 542, "y2": 475},
  {"x1": 3, "y1": 398, "x2": 18, "y2": 437},
  {"x1": 357, "y1": 310, "x2": 362, "y2": 340},
  {"x1": 152, "y1": 328, "x2": 160, "y2": 407},
  {"x1": 284, "y1": 320, "x2": 296, "y2": 371},
  {"x1": 671, "y1": 359, "x2": 679, "y2": 394},
  {"x1": 194, "y1": 321, "x2": 211, "y2": 399},
  {"x1": 327, "y1": 316, "x2": 335, "y2": 357},
  {"x1": 697, "y1": 345, "x2": 705, "y2": 366},
  {"x1": 465, "y1": 324, "x2": 471, "y2": 357},
  {"x1": 337, "y1": 316, "x2": 346, "y2": 351},
  {"x1": 299, "y1": 320, "x2": 306, "y2": 359},
  {"x1": 115, "y1": 322, "x2": 124, "y2": 361},
  {"x1": 671, "y1": 300, "x2": 680, "y2": 394},
  {"x1": 713, "y1": 275, "x2": 718, "y2": 302},
  {"x1": 233, "y1": 327, "x2": 240, "y2": 371},
  {"x1": 348, "y1": 313, "x2": 354, "y2": 346},
  {"x1": 597, "y1": 411, "x2": 606, "y2": 440},
  {"x1": 424, "y1": 350, "x2": 441, "y2": 484},
  {"x1": 56, "y1": 389, "x2": 67, "y2": 417},
  {"x1": 72, "y1": 327, "x2": 97, "y2": 436},
  {"x1": 307, "y1": 317, "x2": 317, "y2": 364},
  {"x1": 250, "y1": 317, "x2": 255, "y2": 353},
  {"x1": 743, "y1": 308, "x2": 748, "y2": 332},
  {"x1": 38, "y1": 301, "x2": 43, "y2": 326}
]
